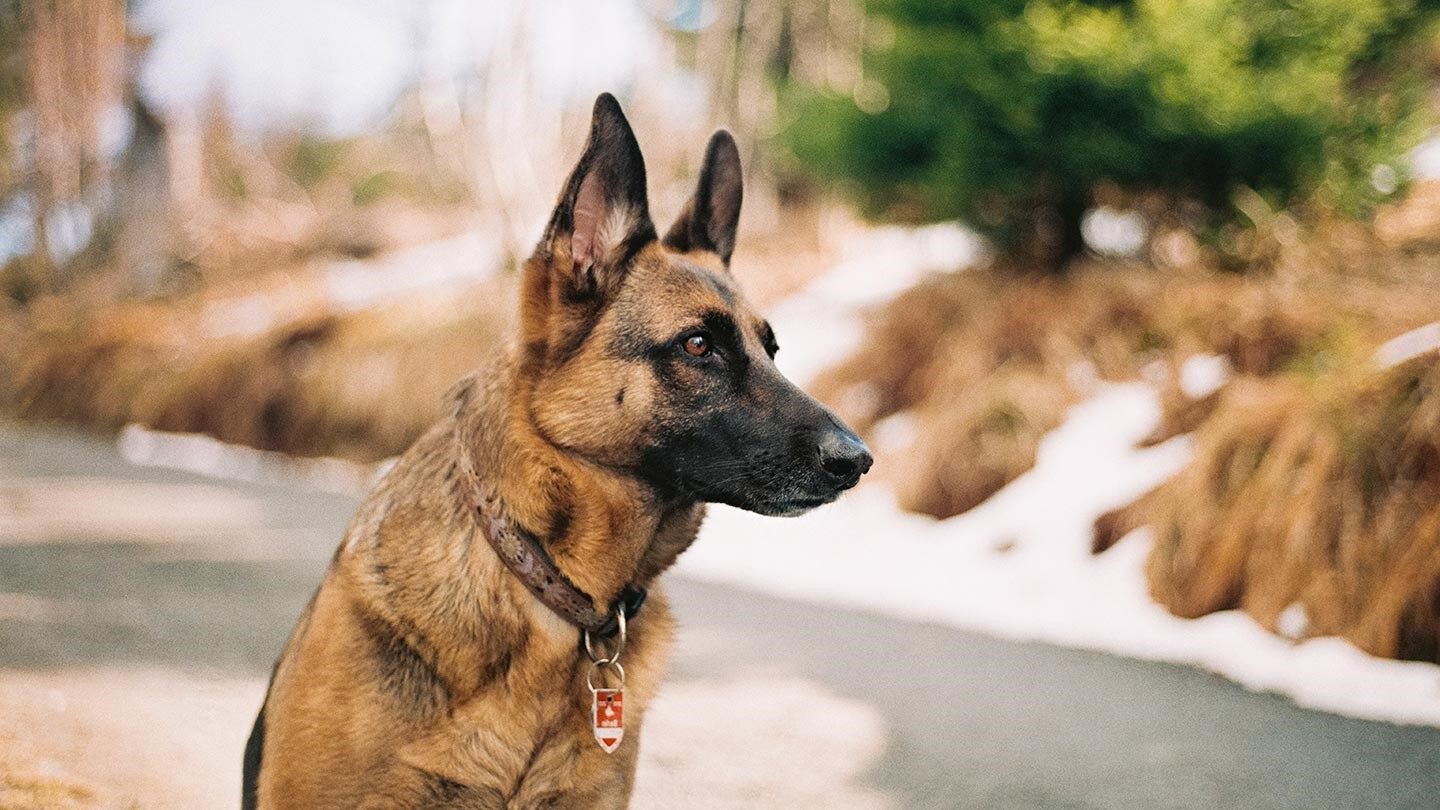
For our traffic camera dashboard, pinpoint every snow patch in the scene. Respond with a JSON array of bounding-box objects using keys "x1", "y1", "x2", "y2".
[
  {"x1": 201, "y1": 294, "x2": 275, "y2": 340},
  {"x1": 323, "y1": 231, "x2": 502, "y2": 313},
  {"x1": 117, "y1": 423, "x2": 377, "y2": 496},
  {"x1": 1376, "y1": 321, "x2": 1440, "y2": 369},
  {"x1": 199, "y1": 231, "x2": 502, "y2": 340},
  {"x1": 1277, "y1": 603, "x2": 1309, "y2": 641},
  {"x1": 1179, "y1": 353, "x2": 1230, "y2": 399},
  {"x1": 766, "y1": 222, "x2": 980, "y2": 387},
  {"x1": 1081, "y1": 206, "x2": 1147, "y2": 256},
  {"x1": 1412, "y1": 135, "x2": 1440, "y2": 181}
]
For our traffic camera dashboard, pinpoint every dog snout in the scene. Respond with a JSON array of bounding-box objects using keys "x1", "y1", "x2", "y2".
[{"x1": 816, "y1": 428, "x2": 873, "y2": 487}]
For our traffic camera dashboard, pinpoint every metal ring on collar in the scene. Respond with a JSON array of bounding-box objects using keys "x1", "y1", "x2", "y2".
[
  {"x1": 584, "y1": 606, "x2": 626, "y2": 665},
  {"x1": 586, "y1": 658, "x2": 626, "y2": 693}
]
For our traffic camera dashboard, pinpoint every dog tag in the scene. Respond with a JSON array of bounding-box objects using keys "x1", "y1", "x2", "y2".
[{"x1": 592, "y1": 688, "x2": 624, "y2": 753}]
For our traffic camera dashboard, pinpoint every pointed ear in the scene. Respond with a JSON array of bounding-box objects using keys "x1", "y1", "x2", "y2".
[
  {"x1": 664, "y1": 129, "x2": 743, "y2": 265},
  {"x1": 541, "y1": 93, "x2": 655, "y2": 298}
]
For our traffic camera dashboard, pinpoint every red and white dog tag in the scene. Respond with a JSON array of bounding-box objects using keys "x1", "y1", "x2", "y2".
[{"x1": 592, "y1": 687, "x2": 624, "y2": 753}]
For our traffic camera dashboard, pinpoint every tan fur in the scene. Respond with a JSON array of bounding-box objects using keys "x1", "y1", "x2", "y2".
[
  {"x1": 254, "y1": 233, "x2": 771, "y2": 810},
  {"x1": 249, "y1": 95, "x2": 797, "y2": 807}
]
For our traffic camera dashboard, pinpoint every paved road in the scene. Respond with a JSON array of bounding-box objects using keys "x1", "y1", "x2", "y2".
[{"x1": 2, "y1": 424, "x2": 1439, "y2": 809}]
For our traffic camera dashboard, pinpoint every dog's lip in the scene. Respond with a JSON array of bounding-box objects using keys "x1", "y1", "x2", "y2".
[
  {"x1": 761, "y1": 493, "x2": 836, "y2": 512},
  {"x1": 685, "y1": 471, "x2": 861, "y2": 513},
  {"x1": 759, "y1": 478, "x2": 864, "y2": 511}
]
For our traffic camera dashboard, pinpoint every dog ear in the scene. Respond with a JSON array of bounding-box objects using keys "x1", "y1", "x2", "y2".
[
  {"x1": 664, "y1": 130, "x2": 743, "y2": 265},
  {"x1": 541, "y1": 93, "x2": 655, "y2": 299}
]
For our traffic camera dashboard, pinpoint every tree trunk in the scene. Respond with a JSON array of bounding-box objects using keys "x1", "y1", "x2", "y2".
[{"x1": 1015, "y1": 197, "x2": 1088, "y2": 274}]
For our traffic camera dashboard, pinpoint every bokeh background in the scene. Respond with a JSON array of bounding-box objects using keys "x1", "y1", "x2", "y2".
[{"x1": 3, "y1": 1, "x2": 1440, "y2": 807}]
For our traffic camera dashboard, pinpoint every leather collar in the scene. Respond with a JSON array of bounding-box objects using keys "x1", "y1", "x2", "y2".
[{"x1": 457, "y1": 442, "x2": 644, "y2": 638}]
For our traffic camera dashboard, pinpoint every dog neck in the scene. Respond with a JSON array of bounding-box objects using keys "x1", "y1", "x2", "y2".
[{"x1": 454, "y1": 361, "x2": 704, "y2": 616}]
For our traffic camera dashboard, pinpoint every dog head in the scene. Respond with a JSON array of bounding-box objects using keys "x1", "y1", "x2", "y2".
[{"x1": 518, "y1": 93, "x2": 870, "y2": 516}]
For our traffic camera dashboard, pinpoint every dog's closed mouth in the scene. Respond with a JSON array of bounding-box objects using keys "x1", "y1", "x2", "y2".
[{"x1": 764, "y1": 494, "x2": 836, "y2": 515}]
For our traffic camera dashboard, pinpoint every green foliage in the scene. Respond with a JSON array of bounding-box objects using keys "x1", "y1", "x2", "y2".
[
  {"x1": 287, "y1": 137, "x2": 349, "y2": 191},
  {"x1": 352, "y1": 170, "x2": 403, "y2": 206},
  {"x1": 783, "y1": 0, "x2": 1438, "y2": 265}
]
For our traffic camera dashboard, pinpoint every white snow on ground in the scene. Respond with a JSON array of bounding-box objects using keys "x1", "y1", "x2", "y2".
[
  {"x1": 1376, "y1": 321, "x2": 1440, "y2": 369},
  {"x1": 323, "y1": 231, "x2": 504, "y2": 314},
  {"x1": 1081, "y1": 206, "x2": 1147, "y2": 256},
  {"x1": 676, "y1": 225, "x2": 1440, "y2": 728},
  {"x1": 1178, "y1": 353, "x2": 1230, "y2": 399},
  {"x1": 1412, "y1": 134, "x2": 1440, "y2": 181},
  {"x1": 768, "y1": 222, "x2": 981, "y2": 386},
  {"x1": 117, "y1": 423, "x2": 376, "y2": 496},
  {"x1": 202, "y1": 230, "x2": 504, "y2": 340}
]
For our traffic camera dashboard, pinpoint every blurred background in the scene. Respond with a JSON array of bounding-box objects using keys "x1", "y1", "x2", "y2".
[{"x1": 3, "y1": 0, "x2": 1440, "y2": 807}]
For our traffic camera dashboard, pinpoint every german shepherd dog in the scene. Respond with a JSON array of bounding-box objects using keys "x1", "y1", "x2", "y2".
[{"x1": 243, "y1": 93, "x2": 871, "y2": 808}]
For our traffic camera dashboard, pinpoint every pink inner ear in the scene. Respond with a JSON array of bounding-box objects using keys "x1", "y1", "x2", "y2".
[{"x1": 572, "y1": 170, "x2": 606, "y2": 270}]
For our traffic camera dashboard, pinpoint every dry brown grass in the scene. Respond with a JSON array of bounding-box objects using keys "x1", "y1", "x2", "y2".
[
  {"x1": 9, "y1": 267, "x2": 514, "y2": 461},
  {"x1": 816, "y1": 193, "x2": 1440, "y2": 521},
  {"x1": 0, "y1": 202, "x2": 839, "y2": 462},
  {"x1": 0, "y1": 303, "x2": 21, "y2": 407},
  {"x1": 896, "y1": 366, "x2": 1071, "y2": 517},
  {"x1": 813, "y1": 267, "x2": 1167, "y2": 518},
  {"x1": 0, "y1": 774, "x2": 99, "y2": 810},
  {"x1": 1087, "y1": 196, "x2": 1440, "y2": 662},
  {"x1": 1139, "y1": 353, "x2": 1440, "y2": 662}
]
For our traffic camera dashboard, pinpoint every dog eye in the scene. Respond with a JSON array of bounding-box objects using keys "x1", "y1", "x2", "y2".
[{"x1": 682, "y1": 333, "x2": 712, "y2": 358}]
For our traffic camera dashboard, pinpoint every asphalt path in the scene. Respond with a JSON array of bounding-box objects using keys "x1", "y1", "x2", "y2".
[{"x1": 2, "y1": 424, "x2": 1439, "y2": 809}]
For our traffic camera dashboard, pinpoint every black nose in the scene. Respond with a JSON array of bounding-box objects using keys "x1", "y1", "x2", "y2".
[{"x1": 817, "y1": 430, "x2": 873, "y2": 485}]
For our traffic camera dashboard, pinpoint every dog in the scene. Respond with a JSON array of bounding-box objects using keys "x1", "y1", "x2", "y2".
[{"x1": 242, "y1": 93, "x2": 872, "y2": 808}]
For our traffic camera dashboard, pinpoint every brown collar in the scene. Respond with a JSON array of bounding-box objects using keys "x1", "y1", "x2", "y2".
[{"x1": 457, "y1": 442, "x2": 644, "y2": 638}]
